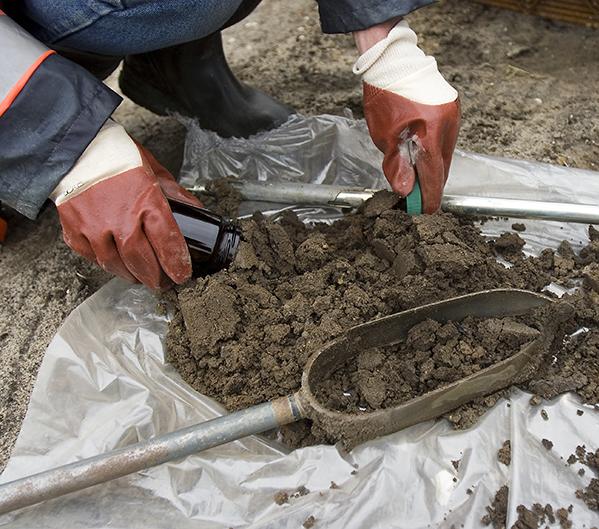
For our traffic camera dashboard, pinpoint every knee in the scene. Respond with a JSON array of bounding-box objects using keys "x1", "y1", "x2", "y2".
[{"x1": 43, "y1": 0, "x2": 247, "y2": 56}]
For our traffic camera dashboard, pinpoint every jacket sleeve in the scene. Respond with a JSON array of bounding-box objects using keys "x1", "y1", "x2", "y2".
[
  {"x1": 315, "y1": 0, "x2": 436, "y2": 34},
  {"x1": 0, "y1": 11, "x2": 122, "y2": 219}
]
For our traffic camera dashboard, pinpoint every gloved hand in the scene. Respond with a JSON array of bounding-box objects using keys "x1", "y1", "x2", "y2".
[
  {"x1": 354, "y1": 20, "x2": 460, "y2": 213},
  {"x1": 50, "y1": 119, "x2": 202, "y2": 289}
]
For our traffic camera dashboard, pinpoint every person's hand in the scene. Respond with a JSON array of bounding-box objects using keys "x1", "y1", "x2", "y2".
[
  {"x1": 354, "y1": 20, "x2": 460, "y2": 213},
  {"x1": 50, "y1": 119, "x2": 202, "y2": 289}
]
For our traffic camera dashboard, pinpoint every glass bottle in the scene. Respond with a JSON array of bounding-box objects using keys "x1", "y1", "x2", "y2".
[{"x1": 168, "y1": 198, "x2": 241, "y2": 276}]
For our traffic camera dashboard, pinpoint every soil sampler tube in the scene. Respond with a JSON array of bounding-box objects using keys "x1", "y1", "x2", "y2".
[{"x1": 168, "y1": 198, "x2": 241, "y2": 275}]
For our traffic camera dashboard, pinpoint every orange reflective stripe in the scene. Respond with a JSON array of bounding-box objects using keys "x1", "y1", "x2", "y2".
[{"x1": 0, "y1": 49, "x2": 55, "y2": 117}]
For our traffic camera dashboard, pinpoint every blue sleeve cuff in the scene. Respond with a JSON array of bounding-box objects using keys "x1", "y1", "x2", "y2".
[{"x1": 0, "y1": 53, "x2": 122, "y2": 219}]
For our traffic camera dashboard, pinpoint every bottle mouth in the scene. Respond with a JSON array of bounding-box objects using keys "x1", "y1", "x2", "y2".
[{"x1": 212, "y1": 221, "x2": 241, "y2": 272}]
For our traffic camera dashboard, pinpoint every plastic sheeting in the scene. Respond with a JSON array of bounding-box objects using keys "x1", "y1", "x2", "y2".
[
  {"x1": 1, "y1": 114, "x2": 598, "y2": 528},
  {"x1": 179, "y1": 113, "x2": 599, "y2": 254}
]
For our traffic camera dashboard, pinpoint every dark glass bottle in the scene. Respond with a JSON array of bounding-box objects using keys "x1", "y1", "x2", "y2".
[{"x1": 168, "y1": 198, "x2": 241, "y2": 276}]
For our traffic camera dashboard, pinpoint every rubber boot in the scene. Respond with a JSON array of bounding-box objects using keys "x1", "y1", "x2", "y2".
[{"x1": 119, "y1": 31, "x2": 294, "y2": 138}]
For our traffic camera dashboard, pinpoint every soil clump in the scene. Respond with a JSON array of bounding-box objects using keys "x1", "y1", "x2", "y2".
[
  {"x1": 482, "y1": 487, "x2": 580, "y2": 529},
  {"x1": 166, "y1": 191, "x2": 599, "y2": 447},
  {"x1": 482, "y1": 485, "x2": 509, "y2": 528},
  {"x1": 576, "y1": 478, "x2": 599, "y2": 512},
  {"x1": 197, "y1": 178, "x2": 242, "y2": 218},
  {"x1": 498, "y1": 441, "x2": 512, "y2": 466}
]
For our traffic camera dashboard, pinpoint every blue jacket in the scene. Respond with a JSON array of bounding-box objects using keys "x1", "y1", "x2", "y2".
[{"x1": 0, "y1": 0, "x2": 433, "y2": 219}]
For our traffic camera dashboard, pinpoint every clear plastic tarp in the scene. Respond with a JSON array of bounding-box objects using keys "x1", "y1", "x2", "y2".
[{"x1": 1, "y1": 114, "x2": 598, "y2": 528}]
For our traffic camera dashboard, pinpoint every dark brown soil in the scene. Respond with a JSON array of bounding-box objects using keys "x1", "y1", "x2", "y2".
[
  {"x1": 498, "y1": 440, "x2": 512, "y2": 466},
  {"x1": 576, "y1": 478, "x2": 599, "y2": 512},
  {"x1": 572, "y1": 445, "x2": 599, "y2": 512},
  {"x1": 303, "y1": 515, "x2": 316, "y2": 528},
  {"x1": 483, "y1": 488, "x2": 578, "y2": 529},
  {"x1": 197, "y1": 178, "x2": 242, "y2": 218},
  {"x1": 542, "y1": 439, "x2": 554, "y2": 451},
  {"x1": 573, "y1": 446, "x2": 599, "y2": 472},
  {"x1": 166, "y1": 191, "x2": 599, "y2": 447},
  {"x1": 512, "y1": 223, "x2": 526, "y2": 233},
  {"x1": 482, "y1": 485, "x2": 509, "y2": 528},
  {"x1": 512, "y1": 503, "x2": 573, "y2": 529},
  {"x1": 273, "y1": 491, "x2": 288, "y2": 505}
]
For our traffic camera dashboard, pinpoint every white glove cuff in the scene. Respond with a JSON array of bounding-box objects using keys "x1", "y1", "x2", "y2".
[
  {"x1": 353, "y1": 20, "x2": 458, "y2": 106},
  {"x1": 50, "y1": 119, "x2": 142, "y2": 205}
]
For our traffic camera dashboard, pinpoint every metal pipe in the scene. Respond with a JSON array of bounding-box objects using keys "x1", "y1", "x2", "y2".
[
  {"x1": 187, "y1": 182, "x2": 377, "y2": 209},
  {"x1": 441, "y1": 194, "x2": 599, "y2": 225},
  {"x1": 0, "y1": 397, "x2": 303, "y2": 515},
  {"x1": 188, "y1": 182, "x2": 599, "y2": 224}
]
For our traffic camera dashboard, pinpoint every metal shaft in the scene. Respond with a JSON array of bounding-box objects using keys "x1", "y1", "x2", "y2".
[
  {"x1": 0, "y1": 396, "x2": 303, "y2": 515},
  {"x1": 442, "y1": 194, "x2": 599, "y2": 224},
  {"x1": 187, "y1": 182, "x2": 377, "y2": 209},
  {"x1": 189, "y1": 181, "x2": 599, "y2": 224}
]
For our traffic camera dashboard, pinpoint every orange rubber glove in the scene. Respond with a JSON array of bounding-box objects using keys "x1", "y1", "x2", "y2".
[
  {"x1": 50, "y1": 120, "x2": 202, "y2": 289},
  {"x1": 355, "y1": 20, "x2": 461, "y2": 213}
]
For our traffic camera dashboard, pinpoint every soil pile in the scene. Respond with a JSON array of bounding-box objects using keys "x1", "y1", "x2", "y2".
[{"x1": 166, "y1": 191, "x2": 599, "y2": 447}]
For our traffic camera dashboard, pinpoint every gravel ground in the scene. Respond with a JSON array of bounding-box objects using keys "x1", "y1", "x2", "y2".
[{"x1": 1, "y1": 0, "x2": 598, "y2": 471}]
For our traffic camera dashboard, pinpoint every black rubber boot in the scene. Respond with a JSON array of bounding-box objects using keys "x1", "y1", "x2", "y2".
[{"x1": 119, "y1": 31, "x2": 294, "y2": 138}]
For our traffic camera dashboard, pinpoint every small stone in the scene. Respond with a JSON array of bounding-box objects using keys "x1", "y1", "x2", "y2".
[
  {"x1": 291, "y1": 485, "x2": 310, "y2": 498},
  {"x1": 507, "y1": 45, "x2": 531, "y2": 58},
  {"x1": 579, "y1": 468, "x2": 586, "y2": 476},
  {"x1": 530, "y1": 395, "x2": 542, "y2": 406},
  {"x1": 542, "y1": 439, "x2": 554, "y2": 450},
  {"x1": 512, "y1": 222, "x2": 526, "y2": 232},
  {"x1": 494, "y1": 232, "x2": 526, "y2": 253},
  {"x1": 329, "y1": 481, "x2": 340, "y2": 489},
  {"x1": 556, "y1": 507, "x2": 573, "y2": 529},
  {"x1": 541, "y1": 409, "x2": 549, "y2": 421},
  {"x1": 577, "y1": 410, "x2": 584, "y2": 416},
  {"x1": 303, "y1": 515, "x2": 316, "y2": 529},
  {"x1": 274, "y1": 491, "x2": 289, "y2": 505}
]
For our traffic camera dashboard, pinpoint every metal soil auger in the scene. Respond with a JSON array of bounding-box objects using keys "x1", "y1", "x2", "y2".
[
  {"x1": 0, "y1": 289, "x2": 573, "y2": 515},
  {"x1": 188, "y1": 180, "x2": 599, "y2": 224}
]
